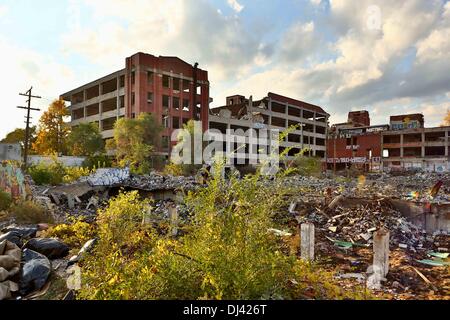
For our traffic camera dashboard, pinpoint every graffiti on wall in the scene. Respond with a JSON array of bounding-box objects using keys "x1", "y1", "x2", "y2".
[{"x1": 0, "y1": 162, "x2": 28, "y2": 199}]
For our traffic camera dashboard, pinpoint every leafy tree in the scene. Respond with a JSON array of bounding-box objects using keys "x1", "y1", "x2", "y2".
[
  {"x1": 32, "y1": 99, "x2": 70, "y2": 155},
  {"x1": 112, "y1": 113, "x2": 162, "y2": 173},
  {"x1": 67, "y1": 123, "x2": 105, "y2": 156},
  {"x1": 1, "y1": 127, "x2": 37, "y2": 153}
]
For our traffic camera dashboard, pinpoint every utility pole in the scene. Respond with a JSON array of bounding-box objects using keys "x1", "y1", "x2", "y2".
[{"x1": 18, "y1": 87, "x2": 41, "y2": 168}]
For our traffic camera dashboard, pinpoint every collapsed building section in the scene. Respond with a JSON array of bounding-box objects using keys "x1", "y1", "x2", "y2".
[{"x1": 209, "y1": 92, "x2": 329, "y2": 165}]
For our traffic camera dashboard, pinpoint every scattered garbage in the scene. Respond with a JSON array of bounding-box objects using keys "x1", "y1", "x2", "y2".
[
  {"x1": 24, "y1": 238, "x2": 69, "y2": 259},
  {"x1": 19, "y1": 249, "x2": 51, "y2": 295}
]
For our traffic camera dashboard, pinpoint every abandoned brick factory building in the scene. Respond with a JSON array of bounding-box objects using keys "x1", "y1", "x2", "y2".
[
  {"x1": 209, "y1": 93, "x2": 329, "y2": 164},
  {"x1": 60, "y1": 52, "x2": 210, "y2": 155},
  {"x1": 327, "y1": 111, "x2": 450, "y2": 173}
]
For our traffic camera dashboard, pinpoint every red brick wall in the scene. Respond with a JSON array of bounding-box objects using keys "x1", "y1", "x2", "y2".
[
  {"x1": 327, "y1": 132, "x2": 382, "y2": 159},
  {"x1": 124, "y1": 52, "x2": 210, "y2": 152}
]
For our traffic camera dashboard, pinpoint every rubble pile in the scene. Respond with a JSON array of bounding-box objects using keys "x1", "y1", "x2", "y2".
[
  {"x1": 297, "y1": 201, "x2": 430, "y2": 251},
  {"x1": 123, "y1": 173, "x2": 199, "y2": 192}
]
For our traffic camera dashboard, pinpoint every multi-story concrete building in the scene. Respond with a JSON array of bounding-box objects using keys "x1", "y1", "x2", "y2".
[
  {"x1": 60, "y1": 52, "x2": 210, "y2": 155},
  {"x1": 209, "y1": 93, "x2": 329, "y2": 164},
  {"x1": 382, "y1": 114, "x2": 450, "y2": 172}
]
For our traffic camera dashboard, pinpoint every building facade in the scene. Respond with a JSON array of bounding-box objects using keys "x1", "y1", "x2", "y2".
[
  {"x1": 209, "y1": 92, "x2": 329, "y2": 164},
  {"x1": 60, "y1": 52, "x2": 210, "y2": 155},
  {"x1": 382, "y1": 114, "x2": 450, "y2": 172}
]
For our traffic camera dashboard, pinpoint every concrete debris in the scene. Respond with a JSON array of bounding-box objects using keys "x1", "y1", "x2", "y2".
[
  {"x1": 87, "y1": 167, "x2": 130, "y2": 186},
  {"x1": 268, "y1": 228, "x2": 292, "y2": 237}
]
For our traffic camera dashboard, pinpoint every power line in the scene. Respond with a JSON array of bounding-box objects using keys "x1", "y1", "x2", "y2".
[{"x1": 18, "y1": 86, "x2": 41, "y2": 168}]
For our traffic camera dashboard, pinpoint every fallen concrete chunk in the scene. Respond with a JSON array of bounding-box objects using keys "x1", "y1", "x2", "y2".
[
  {"x1": 19, "y1": 249, "x2": 51, "y2": 295},
  {"x1": 24, "y1": 238, "x2": 69, "y2": 259},
  {"x1": 87, "y1": 167, "x2": 130, "y2": 186}
]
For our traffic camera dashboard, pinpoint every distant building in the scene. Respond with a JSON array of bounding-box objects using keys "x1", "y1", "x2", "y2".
[
  {"x1": 0, "y1": 143, "x2": 21, "y2": 161},
  {"x1": 327, "y1": 111, "x2": 388, "y2": 172},
  {"x1": 60, "y1": 52, "x2": 210, "y2": 156},
  {"x1": 382, "y1": 114, "x2": 449, "y2": 172},
  {"x1": 209, "y1": 92, "x2": 329, "y2": 165}
]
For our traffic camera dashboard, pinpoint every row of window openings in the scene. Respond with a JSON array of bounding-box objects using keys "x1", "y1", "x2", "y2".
[
  {"x1": 162, "y1": 116, "x2": 190, "y2": 129},
  {"x1": 131, "y1": 71, "x2": 198, "y2": 93},
  {"x1": 131, "y1": 92, "x2": 192, "y2": 112}
]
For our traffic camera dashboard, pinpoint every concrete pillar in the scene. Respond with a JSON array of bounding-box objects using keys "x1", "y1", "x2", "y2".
[
  {"x1": 421, "y1": 132, "x2": 426, "y2": 157},
  {"x1": 373, "y1": 228, "x2": 390, "y2": 277},
  {"x1": 400, "y1": 134, "x2": 404, "y2": 158},
  {"x1": 169, "y1": 205, "x2": 178, "y2": 237},
  {"x1": 445, "y1": 130, "x2": 449, "y2": 157},
  {"x1": 300, "y1": 223, "x2": 315, "y2": 261}
]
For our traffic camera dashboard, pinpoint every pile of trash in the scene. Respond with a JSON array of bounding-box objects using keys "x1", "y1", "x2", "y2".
[{"x1": 0, "y1": 224, "x2": 72, "y2": 300}]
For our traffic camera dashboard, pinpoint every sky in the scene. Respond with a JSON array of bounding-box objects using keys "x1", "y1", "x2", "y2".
[{"x1": 0, "y1": 0, "x2": 449, "y2": 139}]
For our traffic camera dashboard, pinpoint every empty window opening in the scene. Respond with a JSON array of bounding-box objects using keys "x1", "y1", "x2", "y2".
[
  {"x1": 101, "y1": 117, "x2": 117, "y2": 131},
  {"x1": 131, "y1": 71, "x2": 135, "y2": 84},
  {"x1": 119, "y1": 96, "x2": 125, "y2": 108},
  {"x1": 131, "y1": 92, "x2": 135, "y2": 106},
  {"x1": 163, "y1": 95, "x2": 170, "y2": 109},
  {"x1": 316, "y1": 138, "x2": 325, "y2": 146},
  {"x1": 147, "y1": 71, "x2": 154, "y2": 84},
  {"x1": 72, "y1": 91, "x2": 84, "y2": 104},
  {"x1": 271, "y1": 101, "x2": 286, "y2": 114},
  {"x1": 173, "y1": 97, "x2": 180, "y2": 110},
  {"x1": 162, "y1": 115, "x2": 169, "y2": 128},
  {"x1": 288, "y1": 134, "x2": 301, "y2": 143},
  {"x1": 147, "y1": 92, "x2": 153, "y2": 104},
  {"x1": 72, "y1": 108, "x2": 84, "y2": 120},
  {"x1": 425, "y1": 131, "x2": 445, "y2": 142},
  {"x1": 316, "y1": 114, "x2": 327, "y2": 123},
  {"x1": 316, "y1": 126, "x2": 326, "y2": 135},
  {"x1": 271, "y1": 116, "x2": 286, "y2": 128},
  {"x1": 86, "y1": 103, "x2": 99, "y2": 117},
  {"x1": 119, "y1": 75, "x2": 125, "y2": 88},
  {"x1": 303, "y1": 110, "x2": 315, "y2": 121},
  {"x1": 425, "y1": 146, "x2": 445, "y2": 156},
  {"x1": 173, "y1": 78, "x2": 180, "y2": 91},
  {"x1": 101, "y1": 78, "x2": 117, "y2": 95},
  {"x1": 383, "y1": 135, "x2": 400, "y2": 144},
  {"x1": 173, "y1": 116, "x2": 180, "y2": 129},
  {"x1": 102, "y1": 98, "x2": 117, "y2": 113},
  {"x1": 86, "y1": 86, "x2": 99, "y2": 100},
  {"x1": 182, "y1": 79, "x2": 190, "y2": 93},
  {"x1": 183, "y1": 99, "x2": 190, "y2": 111},
  {"x1": 404, "y1": 133, "x2": 422, "y2": 143},
  {"x1": 163, "y1": 75, "x2": 170, "y2": 88},
  {"x1": 210, "y1": 122, "x2": 227, "y2": 134},
  {"x1": 403, "y1": 147, "x2": 421, "y2": 157},
  {"x1": 288, "y1": 106, "x2": 301, "y2": 117}
]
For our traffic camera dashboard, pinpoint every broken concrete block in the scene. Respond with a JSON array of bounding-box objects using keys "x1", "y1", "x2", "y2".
[{"x1": 300, "y1": 223, "x2": 315, "y2": 261}]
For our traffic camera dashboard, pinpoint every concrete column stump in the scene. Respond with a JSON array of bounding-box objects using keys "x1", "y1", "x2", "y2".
[
  {"x1": 300, "y1": 223, "x2": 315, "y2": 261},
  {"x1": 373, "y1": 228, "x2": 390, "y2": 277}
]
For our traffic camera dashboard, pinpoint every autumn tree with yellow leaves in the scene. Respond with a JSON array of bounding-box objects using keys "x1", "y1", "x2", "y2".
[{"x1": 33, "y1": 99, "x2": 70, "y2": 155}]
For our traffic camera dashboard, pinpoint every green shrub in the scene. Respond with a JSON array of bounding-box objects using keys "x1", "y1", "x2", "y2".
[
  {"x1": 82, "y1": 155, "x2": 113, "y2": 170},
  {"x1": 28, "y1": 160, "x2": 66, "y2": 185},
  {"x1": 9, "y1": 200, "x2": 54, "y2": 224},
  {"x1": 0, "y1": 190, "x2": 12, "y2": 211}
]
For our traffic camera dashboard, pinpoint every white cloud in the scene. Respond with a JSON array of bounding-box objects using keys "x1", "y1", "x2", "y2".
[
  {"x1": 310, "y1": 0, "x2": 321, "y2": 6},
  {"x1": 0, "y1": 5, "x2": 8, "y2": 17},
  {"x1": 0, "y1": 36, "x2": 80, "y2": 139},
  {"x1": 227, "y1": 0, "x2": 244, "y2": 13}
]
